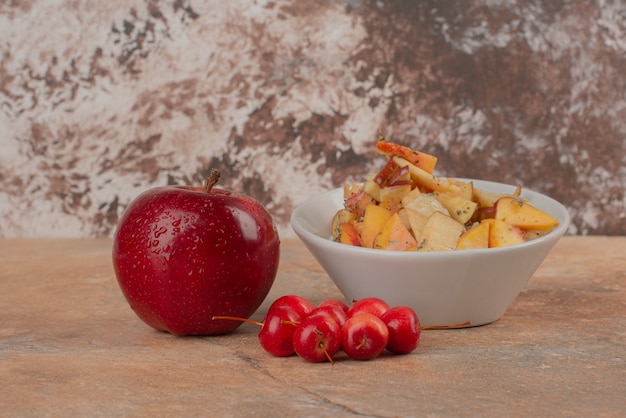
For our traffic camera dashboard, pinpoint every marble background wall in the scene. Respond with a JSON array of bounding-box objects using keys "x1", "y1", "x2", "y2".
[{"x1": 1, "y1": 0, "x2": 625, "y2": 239}]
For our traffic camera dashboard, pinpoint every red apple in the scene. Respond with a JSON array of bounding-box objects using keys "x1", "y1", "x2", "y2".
[{"x1": 112, "y1": 169, "x2": 280, "y2": 336}]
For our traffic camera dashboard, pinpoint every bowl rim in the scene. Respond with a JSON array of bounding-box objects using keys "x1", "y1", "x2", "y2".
[{"x1": 290, "y1": 177, "x2": 571, "y2": 258}]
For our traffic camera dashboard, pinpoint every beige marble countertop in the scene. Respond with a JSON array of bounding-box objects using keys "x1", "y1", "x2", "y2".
[{"x1": 1, "y1": 237, "x2": 624, "y2": 417}]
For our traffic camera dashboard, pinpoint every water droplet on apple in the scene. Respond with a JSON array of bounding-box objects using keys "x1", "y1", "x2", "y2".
[{"x1": 154, "y1": 226, "x2": 167, "y2": 238}]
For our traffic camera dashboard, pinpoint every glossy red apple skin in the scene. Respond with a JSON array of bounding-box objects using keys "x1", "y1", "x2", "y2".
[{"x1": 112, "y1": 184, "x2": 280, "y2": 336}]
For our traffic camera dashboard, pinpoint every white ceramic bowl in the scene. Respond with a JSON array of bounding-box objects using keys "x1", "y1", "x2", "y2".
[{"x1": 290, "y1": 178, "x2": 570, "y2": 327}]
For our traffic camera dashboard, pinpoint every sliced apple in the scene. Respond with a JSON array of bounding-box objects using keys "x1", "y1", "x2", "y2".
[
  {"x1": 434, "y1": 191, "x2": 478, "y2": 225},
  {"x1": 473, "y1": 205, "x2": 496, "y2": 222},
  {"x1": 362, "y1": 173, "x2": 381, "y2": 202},
  {"x1": 392, "y1": 156, "x2": 462, "y2": 194},
  {"x1": 344, "y1": 188, "x2": 376, "y2": 218},
  {"x1": 456, "y1": 220, "x2": 490, "y2": 250},
  {"x1": 373, "y1": 159, "x2": 402, "y2": 188},
  {"x1": 397, "y1": 208, "x2": 412, "y2": 230},
  {"x1": 357, "y1": 204, "x2": 393, "y2": 248},
  {"x1": 404, "y1": 207, "x2": 429, "y2": 243},
  {"x1": 448, "y1": 179, "x2": 474, "y2": 201},
  {"x1": 403, "y1": 192, "x2": 448, "y2": 219},
  {"x1": 373, "y1": 212, "x2": 418, "y2": 251},
  {"x1": 386, "y1": 164, "x2": 411, "y2": 186},
  {"x1": 339, "y1": 222, "x2": 361, "y2": 246},
  {"x1": 331, "y1": 209, "x2": 358, "y2": 242},
  {"x1": 522, "y1": 229, "x2": 550, "y2": 241},
  {"x1": 379, "y1": 183, "x2": 412, "y2": 213},
  {"x1": 489, "y1": 218, "x2": 527, "y2": 247},
  {"x1": 417, "y1": 212, "x2": 465, "y2": 252},
  {"x1": 472, "y1": 187, "x2": 514, "y2": 208},
  {"x1": 401, "y1": 187, "x2": 421, "y2": 209},
  {"x1": 376, "y1": 140, "x2": 438, "y2": 173},
  {"x1": 494, "y1": 197, "x2": 559, "y2": 231}
]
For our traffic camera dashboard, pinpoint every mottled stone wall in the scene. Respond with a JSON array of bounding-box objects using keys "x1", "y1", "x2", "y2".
[{"x1": 1, "y1": 0, "x2": 625, "y2": 238}]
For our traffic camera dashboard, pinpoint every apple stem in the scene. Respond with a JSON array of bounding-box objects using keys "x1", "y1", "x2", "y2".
[
  {"x1": 204, "y1": 169, "x2": 221, "y2": 194},
  {"x1": 212, "y1": 315, "x2": 263, "y2": 327},
  {"x1": 421, "y1": 321, "x2": 471, "y2": 330}
]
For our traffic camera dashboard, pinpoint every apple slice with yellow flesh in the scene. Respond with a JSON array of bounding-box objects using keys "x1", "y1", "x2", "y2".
[
  {"x1": 392, "y1": 156, "x2": 462, "y2": 195},
  {"x1": 357, "y1": 204, "x2": 393, "y2": 248},
  {"x1": 448, "y1": 179, "x2": 474, "y2": 200},
  {"x1": 456, "y1": 220, "x2": 490, "y2": 250},
  {"x1": 376, "y1": 140, "x2": 438, "y2": 173},
  {"x1": 373, "y1": 212, "x2": 418, "y2": 251},
  {"x1": 331, "y1": 209, "x2": 358, "y2": 242},
  {"x1": 379, "y1": 183, "x2": 412, "y2": 213},
  {"x1": 401, "y1": 187, "x2": 422, "y2": 208},
  {"x1": 417, "y1": 211, "x2": 464, "y2": 252},
  {"x1": 404, "y1": 207, "x2": 429, "y2": 243},
  {"x1": 362, "y1": 173, "x2": 381, "y2": 202},
  {"x1": 434, "y1": 191, "x2": 478, "y2": 225},
  {"x1": 403, "y1": 193, "x2": 449, "y2": 244},
  {"x1": 403, "y1": 192, "x2": 447, "y2": 218},
  {"x1": 489, "y1": 218, "x2": 527, "y2": 247},
  {"x1": 339, "y1": 222, "x2": 361, "y2": 246},
  {"x1": 373, "y1": 159, "x2": 402, "y2": 187},
  {"x1": 473, "y1": 186, "x2": 519, "y2": 208},
  {"x1": 494, "y1": 197, "x2": 559, "y2": 231}
]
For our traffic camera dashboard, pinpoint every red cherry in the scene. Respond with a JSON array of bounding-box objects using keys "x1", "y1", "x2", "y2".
[
  {"x1": 258, "y1": 306, "x2": 301, "y2": 357},
  {"x1": 212, "y1": 306, "x2": 301, "y2": 357},
  {"x1": 309, "y1": 304, "x2": 348, "y2": 328},
  {"x1": 292, "y1": 313, "x2": 341, "y2": 363},
  {"x1": 269, "y1": 295, "x2": 314, "y2": 318},
  {"x1": 341, "y1": 313, "x2": 389, "y2": 361},
  {"x1": 381, "y1": 306, "x2": 420, "y2": 354},
  {"x1": 318, "y1": 299, "x2": 349, "y2": 314},
  {"x1": 347, "y1": 297, "x2": 390, "y2": 319}
]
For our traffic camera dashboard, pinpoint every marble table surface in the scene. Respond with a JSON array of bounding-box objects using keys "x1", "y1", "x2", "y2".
[{"x1": 1, "y1": 237, "x2": 624, "y2": 417}]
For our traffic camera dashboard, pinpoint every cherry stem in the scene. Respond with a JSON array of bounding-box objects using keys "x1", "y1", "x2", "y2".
[
  {"x1": 212, "y1": 315, "x2": 263, "y2": 327},
  {"x1": 319, "y1": 342, "x2": 334, "y2": 365},
  {"x1": 421, "y1": 321, "x2": 471, "y2": 330},
  {"x1": 355, "y1": 338, "x2": 367, "y2": 350},
  {"x1": 203, "y1": 169, "x2": 221, "y2": 194}
]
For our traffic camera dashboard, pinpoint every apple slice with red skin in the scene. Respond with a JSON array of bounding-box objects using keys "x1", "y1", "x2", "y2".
[
  {"x1": 494, "y1": 197, "x2": 559, "y2": 231},
  {"x1": 112, "y1": 169, "x2": 280, "y2": 336},
  {"x1": 338, "y1": 222, "x2": 362, "y2": 247},
  {"x1": 373, "y1": 159, "x2": 402, "y2": 188},
  {"x1": 376, "y1": 139, "x2": 438, "y2": 173},
  {"x1": 344, "y1": 189, "x2": 376, "y2": 218},
  {"x1": 489, "y1": 218, "x2": 527, "y2": 247}
]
